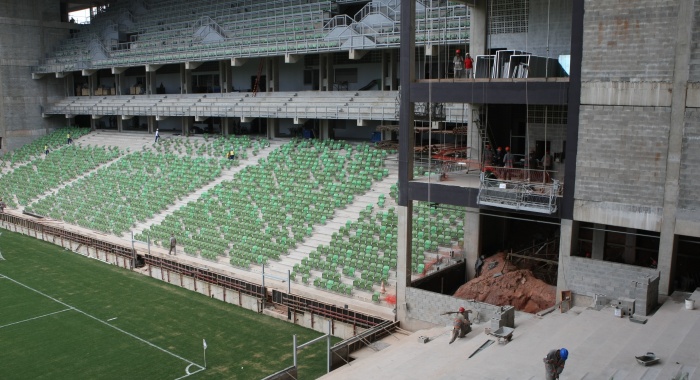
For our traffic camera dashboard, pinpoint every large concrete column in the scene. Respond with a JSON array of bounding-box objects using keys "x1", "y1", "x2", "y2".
[
  {"x1": 396, "y1": 202, "x2": 413, "y2": 324},
  {"x1": 267, "y1": 118, "x2": 277, "y2": 139},
  {"x1": 464, "y1": 207, "x2": 480, "y2": 280},
  {"x1": 222, "y1": 118, "x2": 230, "y2": 136},
  {"x1": 117, "y1": 117, "x2": 123, "y2": 132},
  {"x1": 381, "y1": 50, "x2": 398, "y2": 91},
  {"x1": 219, "y1": 60, "x2": 230, "y2": 93},
  {"x1": 267, "y1": 57, "x2": 279, "y2": 92},
  {"x1": 319, "y1": 54, "x2": 334, "y2": 91},
  {"x1": 182, "y1": 116, "x2": 192, "y2": 136},
  {"x1": 180, "y1": 63, "x2": 192, "y2": 94},
  {"x1": 556, "y1": 219, "x2": 576, "y2": 301},
  {"x1": 319, "y1": 119, "x2": 329, "y2": 140},
  {"x1": 147, "y1": 116, "x2": 156, "y2": 134},
  {"x1": 470, "y1": 0, "x2": 487, "y2": 56},
  {"x1": 87, "y1": 74, "x2": 96, "y2": 97},
  {"x1": 591, "y1": 224, "x2": 605, "y2": 260},
  {"x1": 658, "y1": 0, "x2": 695, "y2": 295}
]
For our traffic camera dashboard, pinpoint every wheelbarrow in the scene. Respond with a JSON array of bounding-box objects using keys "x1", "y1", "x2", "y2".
[
  {"x1": 491, "y1": 326, "x2": 514, "y2": 345},
  {"x1": 635, "y1": 352, "x2": 660, "y2": 366}
]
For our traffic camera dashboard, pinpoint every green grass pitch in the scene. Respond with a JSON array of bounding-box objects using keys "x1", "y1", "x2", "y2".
[{"x1": 0, "y1": 229, "x2": 337, "y2": 379}]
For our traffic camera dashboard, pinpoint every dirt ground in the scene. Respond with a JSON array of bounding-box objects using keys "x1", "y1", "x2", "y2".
[{"x1": 453, "y1": 252, "x2": 556, "y2": 313}]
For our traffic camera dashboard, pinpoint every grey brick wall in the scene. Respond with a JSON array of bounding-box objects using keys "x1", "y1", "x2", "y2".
[
  {"x1": 0, "y1": 0, "x2": 66, "y2": 152},
  {"x1": 582, "y1": 0, "x2": 679, "y2": 81},
  {"x1": 575, "y1": 105, "x2": 670, "y2": 207},
  {"x1": 688, "y1": 2, "x2": 700, "y2": 81},
  {"x1": 679, "y1": 109, "x2": 700, "y2": 213},
  {"x1": 405, "y1": 287, "x2": 514, "y2": 327},
  {"x1": 566, "y1": 257, "x2": 659, "y2": 315}
]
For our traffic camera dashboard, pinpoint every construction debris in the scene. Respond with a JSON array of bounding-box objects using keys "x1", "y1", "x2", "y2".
[{"x1": 453, "y1": 252, "x2": 556, "y2": 313}]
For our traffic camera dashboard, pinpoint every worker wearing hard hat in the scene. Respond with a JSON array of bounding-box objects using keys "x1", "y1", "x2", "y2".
[
  {"x1": 453, "y1": 49, "x2": 465, "y2": 78},
  {"x1": 544, "y1": 348, "x2": 569, "y2": 380},
  {"x1": 448, "y1": 307, "x2": 472, "y2": 344}
]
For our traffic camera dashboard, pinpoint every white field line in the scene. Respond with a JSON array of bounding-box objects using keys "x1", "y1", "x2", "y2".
[
  {"x1": 0, "y1": 308, "x2": 72, "y2": 329},
  {"x1": 176, "y1": 364, "x2": 206, "y2": 380},
  {"x1": 0, "y1": 273, "x2": 205, "y2": 377}
]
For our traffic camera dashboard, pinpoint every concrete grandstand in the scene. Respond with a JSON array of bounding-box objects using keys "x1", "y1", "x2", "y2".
[{"x1": 1, "y1": 0, "x2": 700, "y2": 378}]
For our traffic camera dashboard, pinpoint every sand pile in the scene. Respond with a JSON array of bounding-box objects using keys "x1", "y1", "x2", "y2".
[{"x1": 453, "y1": 252, "x2": 556, "y2": 313}]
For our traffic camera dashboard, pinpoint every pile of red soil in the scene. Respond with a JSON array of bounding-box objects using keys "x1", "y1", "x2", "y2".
[{"x1": 453, "y1": 252, "x2": 556, "y2": 314}]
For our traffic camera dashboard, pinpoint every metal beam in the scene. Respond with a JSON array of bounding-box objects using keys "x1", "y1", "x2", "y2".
[{"x1": 410, "y1": 81, "x2": 570, "y2": 105}]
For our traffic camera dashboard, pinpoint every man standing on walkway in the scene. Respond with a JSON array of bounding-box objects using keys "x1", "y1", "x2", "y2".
[
  {"x1": 464, "y1": 53, "x2": 474, "y2": 78},
  {"x1": 453, "y1": 49, "x2": 465, "y2": 78},
  {"x1": 168, "y1": 233, "x2": 176, "y2": 255},
  {"x1": 155, "y1": 129, "x2": 160, "y2": 143},
  {"x1": 544, "y1": 348, "x2": 568, "y2": 380},
  {"x1": 67, "y1": 132, "x2": 73, "y2": 145}
]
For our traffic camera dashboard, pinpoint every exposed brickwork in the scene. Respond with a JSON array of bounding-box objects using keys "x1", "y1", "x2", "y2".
[
  {"x1": 405, "y1": 287, "x2": 514, "y2": 327},
  {"x1": 566, "y1": 257, "x2": 659, "y2": 315},
  {"x1": 679, "y1": 109, "x2": 700, "y2": 212},
  {"x1": 575, "y1": 105, "x2": 670, "y2": 207},
  {"x1": 581, "y1": 0, "x2": 679, "y2": 81}
]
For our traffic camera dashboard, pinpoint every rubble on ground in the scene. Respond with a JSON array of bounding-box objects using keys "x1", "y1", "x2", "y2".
[{"x1": 453, "y1": 252, "x2": 556, "y2": 313}]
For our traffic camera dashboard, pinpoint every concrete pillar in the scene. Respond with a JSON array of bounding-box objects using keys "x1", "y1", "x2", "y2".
[
  {"x1": 90, "y1": 117, "x2": 96, "y2": 131},
  {"x1": 88, "y1": 74, "x2": 96, "y2": 97},
  {"x1": 66, "y1": 74, "x2": 75, "y2": 97},
  {"x1": 320, "y1": 119, "x2": 329, "y2": 140},
  {"x1": 222, "y1": 118, "x2": 230, "y2": 136},
  {"x1": 267, "y1": 118, "x2": 277, "y2": 139},
  {"x1": 219, "y1": 60, "x2": 230, "y2": 93},
  {"x1": 658, "y1": 0, "x2": 695, "y2": 295},
  {"x1": 116, "y1": 73, "x2": 124, "y2": 95},
  {"x1": 470, "y1": 0, "x2": 487, "y2": 56},
  {"x1": 396, "y1": 203, "x2": 413, "y2": 324},
  {"x1": 267, "y1": 57, "x2": 279, "y2": 92},
  {"x1": 182, "y1": 117, "x2": 192, "y2": 136},
  {"x1": 556, "y1": 219, "x2": 576, "y2": 301},
  {"x1": 319, "y1": 54, "x2": 334, "y2": 91},
  {"x1": 623, "y1": 229, "x2": 637, "y2": 265},
  {"x1": 381, "y1": 50, "x2": 398, "y2": 91},
  {"x1": 464, "y1": 208, "x2": 480, "y2": 280},
  {"x1": 180, "y1": 63, "x2": 192, "y2": 94},
  {"x1": 117, "y1": 117, "x2": 123, "y2": 132},
  {"x1": 591, "y1": 224, "x2": 605, "y2": 260},
  {"x1": 147, "y1": 116, "x2": 156, "y2": 134},
  {"x1": 146, "y1": 71, "x2": 157, "y2": 95}
]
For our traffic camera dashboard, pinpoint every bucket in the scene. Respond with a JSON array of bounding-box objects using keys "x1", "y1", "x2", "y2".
[
  {"x1": 614, "y1": 307, "x2": 622, "y2": 317},
  {"x1": 686, "y1": 299, "x2": 695, "y2": 310}
]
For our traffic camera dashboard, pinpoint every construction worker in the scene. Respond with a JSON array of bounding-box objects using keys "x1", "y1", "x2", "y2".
[
  {"x1": 482, "y1": 144, "x2": 493, "y2": 167},
  {"x1": 475, "y1": 255, "x2": 485, "y2": 277},
  {"x1": 543, "y1": 348, "x2": 568, "y2": 380},
  {"x1": 448, "y1": 307, "x2": 472, "y2": 344},
  {"x1": 67, "y1": 132, "x2": 72, "y2": 145},
  {"x1": 44, "y1": 145, "x2": 49, "y2": 156},
  {"x1": 503, "y1": 146, "x2": 514, "y2": 168},
  {"x1": 228, "y1": 149, "x2": 235, "y2": 160},
  {"x1": 494, "y1": 146, "x2": 504, "y2": 167},
  {"x1": 464, "y1": 53, "x2": 474, "y2": 78},
  {"x1": 453, "y1": 49, "x2": 465, "y2": 78},
  {"x1": 168, "y1": 233, "x2": 176, "y2": 255}
]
